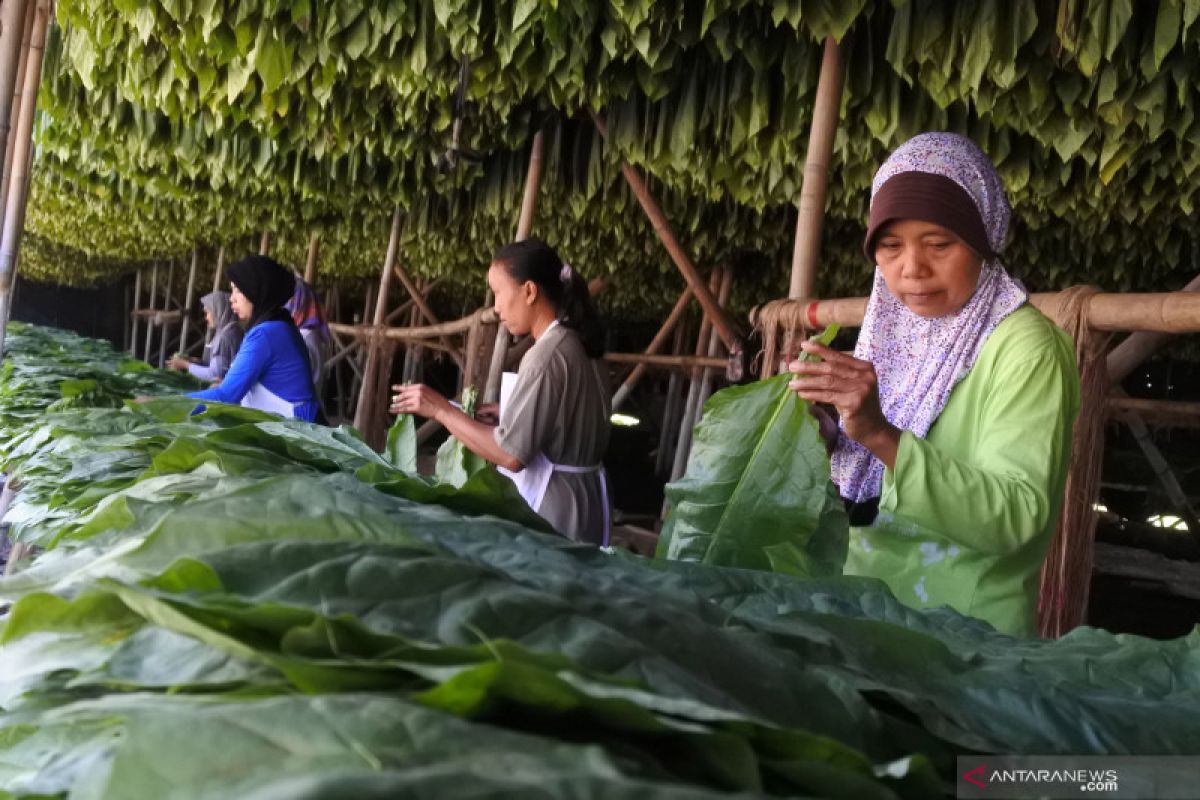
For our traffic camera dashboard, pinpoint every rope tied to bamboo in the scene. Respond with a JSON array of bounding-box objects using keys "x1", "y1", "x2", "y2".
[
  {"x1": 1038, "y1": 285, "x2": 1110, "y2": 638},
  {"x1": 753, "y1": 297, "x2": 820, "y2": 379}
]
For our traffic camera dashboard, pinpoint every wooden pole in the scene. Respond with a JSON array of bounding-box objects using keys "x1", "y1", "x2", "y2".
[
  {"x1": 158, "y1": 260, "x2": 176, "y2": 367},
  {"x1": 758, "y1": 291, "x2": 1200, "y2": 334},
  {"x1": 694, "y1": 267, "x2": 736, "y2": 424},
  {"x1": 0, "y1": 0, "x2": 47, "y2": 356},
  {"x1": 179, "y1": 248, "x2": 199, "y2": 354},
  {"x1": 205, "y1": 245, "x2": 226, "y2": 346},
  {"x1": 1107, "y1": 274, "x2": 1200, "y2": 383},
  {"x1": 0, "y1": 0, "x2": 33, "y2": 229},
  {"x1": 603, "y1": 352, "x2": 726, "y2": 371},
  {"x1": 612, "y1": 286, "x2": 693, "y2": 410},
  {"x1": 353, "y1": 207, "x2": 403, "y2": 447},
  {"x1": 656, "y1": 322, "x2": 689, "y2": 478},
  {"x1": 304, "y1": 232, "x2": 320, "y2": 284},
  {"x1": 258, "y1": 231, "x2": 271, "y2": 256},
  {"x1": 670, "y1": 269, "x2": 723, "y2": 483},
  {"x1": 130, "y1": 267, "x2": 142, "y2": 356},
  {"x1": 143, "y1": 262, "x2": 159, "y2": 361},
  {"x1": 1107, "y1": 396, "x2": 1200, "y2": 428},
  {"x1": 789, "y1": 36, "x2": 845, "y2": 300},
  {"x1": 123, "y1": 279, "x2": 132, "y2": 353},
  {"x1": 591, "y1": 111, "x2": 741, "y2": 350},
  {"x1": 484, "y1": 128, "x2": 546, "y2": 404}
]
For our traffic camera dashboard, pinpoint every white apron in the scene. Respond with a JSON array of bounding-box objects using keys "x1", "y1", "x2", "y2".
[
  {"x1": 496, "y1": 328, "x2": 611, "y2": 545},
  {"x1": 241, "y1": 382, "x2": 299, "y2": 419}
]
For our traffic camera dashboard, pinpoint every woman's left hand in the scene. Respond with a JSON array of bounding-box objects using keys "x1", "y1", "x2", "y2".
[
  {"x1": 389, "y1": 384, "x2": 451, "y2": 420},
  {"x1": 788, "y1": 340, "x2": 900, "y2": 466}
]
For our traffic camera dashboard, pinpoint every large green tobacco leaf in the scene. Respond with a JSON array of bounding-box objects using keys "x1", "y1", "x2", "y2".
[
  {"x1": 384, "y1": 413, "x2": 418, "y2": 473},
  {"x1": 0, "y1": 693, "x2": 760, "y2": 800},
  {"x1": 657, "y1": 332, "x2": 847, "y2": 576}
]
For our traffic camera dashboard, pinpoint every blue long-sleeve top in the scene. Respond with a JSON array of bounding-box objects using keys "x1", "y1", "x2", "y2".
[{"x1": 188, "y1": 320, "x2": 319, "y2": 422}]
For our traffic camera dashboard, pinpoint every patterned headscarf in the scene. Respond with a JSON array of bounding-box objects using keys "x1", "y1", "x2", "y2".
[
  {"x1": 284, "y1": 274, "x2": 331, "y2": 343},
  {"x1": 830, "y1": 132, "x2": 1028, "y2": 503}
]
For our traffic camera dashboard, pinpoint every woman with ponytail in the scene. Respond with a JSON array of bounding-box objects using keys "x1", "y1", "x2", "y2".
[{"x1": 390, "y1": 239, "x2": 611, "y2": 544}]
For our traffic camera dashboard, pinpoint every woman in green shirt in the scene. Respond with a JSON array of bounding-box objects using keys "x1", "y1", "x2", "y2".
[{"x1": 789, "y1": 132, "x2": 1079, "y2": 637}]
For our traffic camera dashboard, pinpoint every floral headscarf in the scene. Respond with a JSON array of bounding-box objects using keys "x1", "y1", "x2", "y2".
[{"x1": 830, "y1": 132, "x2": 1028, "y2": 503}]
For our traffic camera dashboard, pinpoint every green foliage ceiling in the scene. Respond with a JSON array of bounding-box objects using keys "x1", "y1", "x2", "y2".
[{"x1": 21, "y1": 0, "x2": 1200, "y2": 320}]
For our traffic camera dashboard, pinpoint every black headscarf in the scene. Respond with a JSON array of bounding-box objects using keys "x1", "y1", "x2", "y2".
[{"x1": 226, "y1": 255, "x2": 296, "y2": 329}]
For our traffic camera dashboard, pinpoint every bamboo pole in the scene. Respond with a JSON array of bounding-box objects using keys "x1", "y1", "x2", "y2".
[
  {"x1": 205, "y1": 246, "x2": 226, "y2": 346},
  {"x1": 393, "y1": 266, "x2": 459, "y2": 365},
  {"x1": 612, "y1": 286, "x2": 693, "y2": 410},
  {"x1": 0, "y1": 0, "x2": 46, "y2": 355},
  {"x1": 591, "y1": 111, "x2": 740, "y2": 350},
  {"x1": 1107, "y1": 274, "x2": 1200, "y2": 383},
  {"x1": 694, "y1": 268, "x2": 736, "y2": 424},
  {"x1": 143, "y1": 262, "x2": 159, "y2": 361},
  {"x1": 353, "y1": 207, "x2": 403, "y2": 445},
  {"x1": 484, "y1": 128, "x2": 546, "y2": 404},
  {"x1": 656, "y1": 322, "x2": 689, "y2": 478},
  {"x1": 1107, "y1": 396, "x2": 1200, "y2": 428},
  {"x1": 123, "y1": 280, "x2": 132, "y2": 354},
  {"x1": 670, "y1": 269, "x2": 723, "y2": 483},
  {"x1": 130, "y1": 267, "x2": 142, "y2": 356},
  {"x1": 604, "y1": 352, "x2": 726, "y2": 371},
  {"x1": 790, "y1": 36, "x2": 845, "y2": 300},
  {"x1": 304, "y1": 232, "x2": 320, "y2": 284},
  {"x1": 258, "y1": 231, "x2": 271, "y2": 256},
  {"x1": 158, "y1": 260, "x2": 176, "y2": 368},
  {"x1": 179, "y1": 248, "x2": 199, "y2": 354},
  {"x1": 331, "y1": 308, "x2": 494, "y2": 341},
  {"x1": 756, "y1": 291, "x2": 1200, "y2": 334},
  {"x1": 0, "y1": 0, "x2": 33, "y2": 230}
]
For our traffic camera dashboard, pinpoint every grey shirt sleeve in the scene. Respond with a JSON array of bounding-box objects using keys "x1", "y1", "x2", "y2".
[{"x1": 493, "y1": 364, "x2": 560, "y2": 468}]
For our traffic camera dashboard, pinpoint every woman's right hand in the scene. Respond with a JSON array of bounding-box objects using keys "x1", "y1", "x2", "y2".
[
  {"x1": 389, "y1": 384, "x2": 452, "y2": 420},
  {"x1": 166, "y1": 357, "x2": 190, "y2": 371}
]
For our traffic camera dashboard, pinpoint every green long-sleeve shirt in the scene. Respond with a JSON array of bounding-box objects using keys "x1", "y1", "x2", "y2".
[{"x1": 843, "y1": 304, "x2": 1080, "y2": 637}]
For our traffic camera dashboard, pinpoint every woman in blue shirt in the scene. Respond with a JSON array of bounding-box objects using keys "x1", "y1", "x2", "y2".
[{"x1": 187, "y1": 255, "x2": 319, "y2": 422}]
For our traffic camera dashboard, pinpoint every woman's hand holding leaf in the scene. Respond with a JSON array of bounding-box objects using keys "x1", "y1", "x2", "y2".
[
  {"x1": 390, "y1": 383, "x2": 452, "y2": 421},
  {"x1": 788, "y1": 342, "x2": 900, "y2": 468}
]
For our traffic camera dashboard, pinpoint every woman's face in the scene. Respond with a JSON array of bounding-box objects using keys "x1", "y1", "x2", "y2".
[
  {"x1": 229, "y1": 283, "x2": 253, "y2": 322},
  {"x1": 874, "y1": 220, "x2": 983, "y2": 318},
  {"x1": 487, "y1": 262, "x2": 537, "y2": 335},
  {"x1": 204, "y1": 308, "x2": 216, "y2": 328}
]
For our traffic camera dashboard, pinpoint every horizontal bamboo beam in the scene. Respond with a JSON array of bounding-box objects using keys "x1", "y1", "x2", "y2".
[
  {"x1": 604, "y1": 352, "x2": 726, "y2": 371},
  {"x1": 754, "y1": 291, "x2": 1200, "y2": 334},
  {"x1": 1107, "y1": 396, "x2": 1200, "y2": 428}
]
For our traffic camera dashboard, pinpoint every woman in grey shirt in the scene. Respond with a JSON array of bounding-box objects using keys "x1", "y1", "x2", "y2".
[
  {"x1": 390, "y1": 239, "x2": 611, "y2": 545},
  {"x1": 167, "y1": 291, "x2": 243, "y2": 382}
]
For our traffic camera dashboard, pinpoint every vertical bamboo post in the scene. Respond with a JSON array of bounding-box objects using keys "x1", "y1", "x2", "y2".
[
  {"x1": 670, "y1": 269, "x2": 724, "y2": 483},
  {"x1": 304, "y1": 232, "x2": 320, "y2": 284},
  {"x1": 158, "y1": 260, "x2": 176, "y2": 367},
  {"x1": 123, "y1": 280, "x2": 132, "y2": 353},
  {"x1": 0, "y1": 0, "x2": 47, "y2": 355},
  {"x1": 179, "y1": 248, "x2": 199, "y2": 354},
  {"x1": 693, "y1": 268, "x2": 735, "y2": 425},
  {"x1": 655, "y1": 322, "x2": 689, "y2": 478},
  {"x1": 143, "y1": 262, "x2": 159, "y2": 361},
  {"x1": 0, "y1": 0, "x2": 33, "y2": 228},
  {"x1": 483, "y1": 129, "x2": 545, "y2": 404},
  {"x1": 789, "y1": 36, "x2": 846, "y2": 300},
  {"x1": 205, "y1": 245, "x2": 226, "y2": 346},
  {"x1": 130, "y1": 267, "x2": 142, "y2": 356},
  {"x1": 353, "y1": 206, "x2": 403, "y2": 446},
  {"x1": 259, "y1": 231, "x2": 271, "y2": 256}
]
